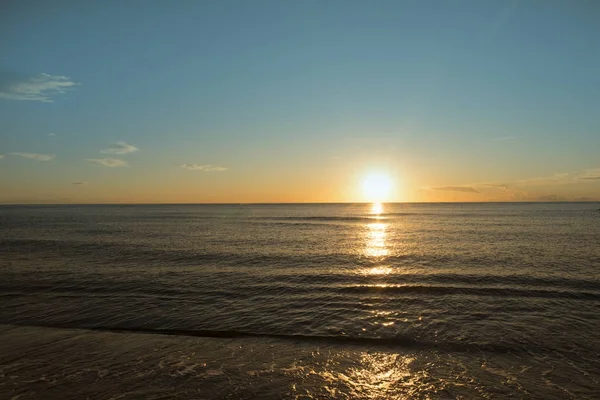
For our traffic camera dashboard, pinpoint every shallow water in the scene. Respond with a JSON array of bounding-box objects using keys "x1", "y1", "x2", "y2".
[{"x1": 1, "y1": 203, "x2": 599, "y2": 398}]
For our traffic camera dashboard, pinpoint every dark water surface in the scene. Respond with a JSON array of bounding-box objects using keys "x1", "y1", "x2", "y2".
[{"x1": 1, "y1": 203, "x2": 599, "y2": 399}]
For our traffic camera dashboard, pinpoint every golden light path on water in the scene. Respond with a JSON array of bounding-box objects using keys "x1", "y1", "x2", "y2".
[
  {"x1": 371, "y1": 202, "x2": 384, "y2": 215},
  {"x1": 364, "y1": 202, "x2": 391, "y2": 272},
  {"x1": 287, "y1": 203, "x2": 429, "y2": 399},
  {"x1": 295, "y1": 202, "x2": 420, "y2": 399},
  {"x1": 362, "y1": 203, "x2": 396, "y2": 331},
  {"x1": 293, "y1": 352, "x2": 423, "y2": 399}
]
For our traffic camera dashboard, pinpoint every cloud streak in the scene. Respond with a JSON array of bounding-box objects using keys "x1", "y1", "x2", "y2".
[
  {"x1": 476, "y1": 182, "x2": 509, "y2": 189},
  {"x1": 431, "y1": 186, "x2": 480, "y2": 193},
  {"x1": 10, "y1": 152, "x2": 55, "y2": 161},
  {"x1": 0, "y1": 73, "x2": 79, "y2": 102},
  {"x1": 577, "y1": 168, "x2": 600, "y2": 181},
  {"x1": 72, "y1": 182, "x2": 86, "y2": 185},
  {"x1": 100, "y1": 141, "x2": 139, "y2": 155},
  {"x1": 87, "y1": 158, "x2": 128, "y2": 167},
  {"x1": 181, "y1": 164, "x2": 227, "y2": 172},
  {"x1": 471, "y1": 172, "x2": 576, "y2": 190},
  {"x1": 513, "y1": 173, "x2": 571, "y2": 187},
  {"x1": 536, "y1": 194, "x2": 566, "y2": 201}
]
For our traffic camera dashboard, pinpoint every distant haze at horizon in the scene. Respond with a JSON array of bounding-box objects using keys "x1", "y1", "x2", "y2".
[{"x1": 1, "y1": 1, "x2": 599, "y2": 203}]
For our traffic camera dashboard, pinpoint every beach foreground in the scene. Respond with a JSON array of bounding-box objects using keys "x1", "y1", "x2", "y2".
[{"x1": 1, "y1": 324, "x2": 597, "y2": 399}]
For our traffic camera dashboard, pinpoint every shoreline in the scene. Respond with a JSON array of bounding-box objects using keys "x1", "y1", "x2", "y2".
[{"x1": 1, "y1": 324, "x2": 596, "y2": 399}]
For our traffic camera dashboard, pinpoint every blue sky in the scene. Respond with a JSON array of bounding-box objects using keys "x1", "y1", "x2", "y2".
[{"x1": 1, "y1": 0, "x2": 599, "y2": 202}]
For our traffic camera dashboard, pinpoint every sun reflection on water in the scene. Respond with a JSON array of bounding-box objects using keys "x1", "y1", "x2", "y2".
[
  {"x1": 371, "y1": 202, "x2": 384, "y2": 215},
  {"x1": 361, "y1": 203, "x2": 393, "y2": 275},
  {"x1": 286, "y1": 203, "x2": 427, "y2": 398},
  {"x1": 361, "y1": 203, "x2": 399, "y2": 330},
  {"x1": 365, "y1": 222, "x2": 388, "y2": 258},
  {"x1": 343, "y1": 353, "x2": 415, "y2": 398},
  {"x1": 365, "y1": 266, "x2": 392, "y2": 275},
  {"x1": 290, "y1": 352, "x2": 419, "y2": 399}
]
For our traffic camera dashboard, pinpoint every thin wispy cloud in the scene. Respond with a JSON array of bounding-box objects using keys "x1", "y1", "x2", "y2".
[
  {"x1": 72, "y1": 181, "x2": 86, "y2": 185},
  {"x1": 476, "y1": 182, "x2": 509, "y2": 189},
  {"x1": 496, "y1": 189, "x2": 528, "y2": 201},
  {"x1": 181, "y1": 164, "x2": 228, "y2": 172},
  {"x1": 470, "y1": 181, "x2": 526, "y2": 201},
  {"x1": 100, "y1": 141, "x2": 139, "y2": 155},
  {"x1": 0, "y1": 154, "x2": 4, "y2": 159},
  {"x1": 424, "y1": 167, "x2": 600, "y2": 202},
  {"x1": 577, "y1": 168, "x2": 600, "y2": 181},
  {"x1": 0, "y1": 73, "x2": 79, "y2": 102},
  {"x1": 473, "y1": 173, "x2": 573, "y2": 190},
  {"x1": 514, "y1": 173, "x2": 571, "y2": 187},
  {"x1": 462, "y1": 168, "x2": 600, "y2": 201},
  {"x1": 536, "y1": 194, "x2": 564, "y2": 201},
  {"x1": 492, "y1": 136, "x2": 516, "y2": 142},
  {"x1": 10, "y1": 152, "x2": 55, "y2": 161},
  {"x1": 432, "y1": 186, "x2": 480, "y2": 193},
  {"x1": 47, "y1": 133, "x2": 56, "y2": 137},
  {"x1": 87, "y1": 158, "x2": 128, "y2": 168}
]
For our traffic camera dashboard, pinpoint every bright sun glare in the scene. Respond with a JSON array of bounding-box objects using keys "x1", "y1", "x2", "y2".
[{"x1": 362, "y1": 173, "x2": 393, "y2": 202}]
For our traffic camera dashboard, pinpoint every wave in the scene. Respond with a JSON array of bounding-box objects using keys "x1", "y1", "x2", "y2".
[
  {"x1": 255, "y1": 216, "x2": 382, "y2": 222},
  {"x1": 3, "y1": 278, "x2": 599, "y2": 303},
  {"x1": 2, "y1": 239, "x2": 600, "y2": 294},
  {"x1": 254, "y1": 212, "x2": 531, "y2": 220},
  {"x1": 336, "y1": 284, "x2": 600, "y2": 300},
  {"x1": 0, "y1": 239, "x2": 369, "y2": 268},
  {"x1": 0, "y1": 322, "x2": 548, "y2": 354}
]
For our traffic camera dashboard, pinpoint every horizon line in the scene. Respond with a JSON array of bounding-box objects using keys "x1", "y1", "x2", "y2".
[{"x1": 0, "y1": 200, "x2": 598, "y2": 206}]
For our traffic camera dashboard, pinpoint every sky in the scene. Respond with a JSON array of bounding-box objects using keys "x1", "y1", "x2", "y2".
[{"x1": 1, "y1": 0, "x2": 599, "y2": 203}]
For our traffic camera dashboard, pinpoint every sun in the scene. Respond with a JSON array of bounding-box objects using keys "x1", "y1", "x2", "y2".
[{"x1": 362, "y1": 173, "x2": 393, "y2": 202}]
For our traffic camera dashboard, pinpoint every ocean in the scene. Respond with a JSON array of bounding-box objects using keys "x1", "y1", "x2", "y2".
[{"x1": 1, "y1": 203, "x2": 599, "y2": 399}]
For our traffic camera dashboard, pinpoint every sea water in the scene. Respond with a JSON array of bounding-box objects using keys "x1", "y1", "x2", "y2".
[{"x1": 1, "y1": 203, "x2": 599, "y2": 399}]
